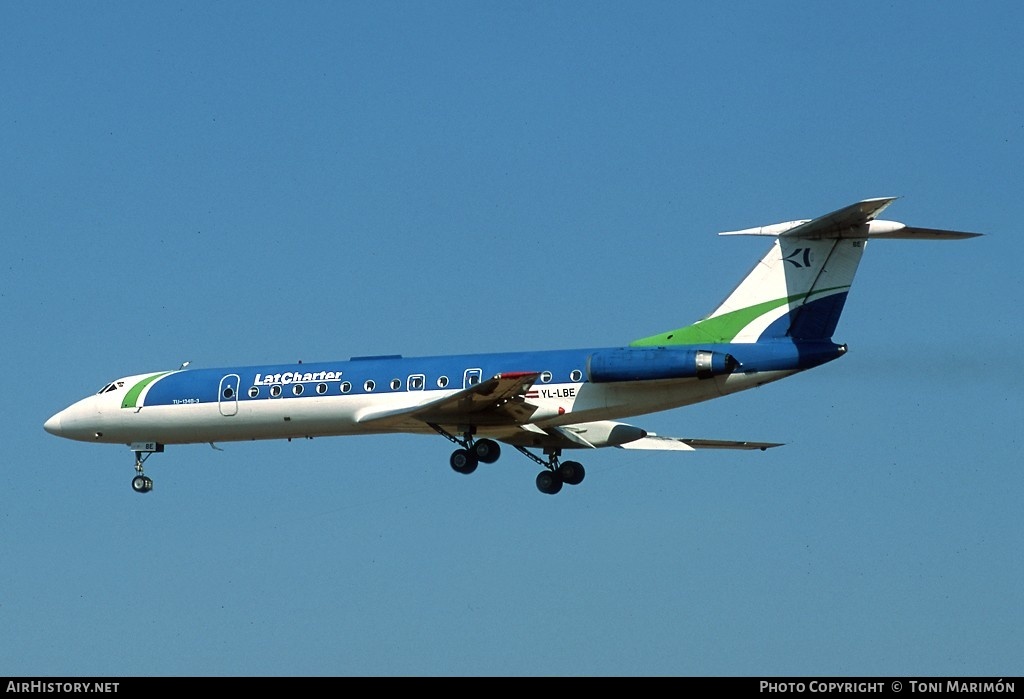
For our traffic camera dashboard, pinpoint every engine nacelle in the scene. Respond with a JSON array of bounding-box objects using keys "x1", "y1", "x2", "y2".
[
  {"x1": 586, "y1": 348, "x2": 738, "y2": 383},
  {"x1": 561, "y1": 421, "x2": 648, "y2": 447}
]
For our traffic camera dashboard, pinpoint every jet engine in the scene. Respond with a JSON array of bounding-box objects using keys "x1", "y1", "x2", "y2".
[{"x1": 586, "y1": 348, "x2": 738, "y2": 383}]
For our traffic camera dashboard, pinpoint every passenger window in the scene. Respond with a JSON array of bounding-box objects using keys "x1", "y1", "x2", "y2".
[
  {"x1": 437, "y1": 376, "x2": 449, "y2": 388},
  {"x1": 293, "y1": 384, "x2": 304, "y2": 396},
  {"x1": 341, "y1": 381, "x2": 352, "y2": 393},
  {"x1": 316, "y1": 383, "x2": 327, "y2": 394},
  {"x1": 540, "y1": 371, "x2": 552, "y2": 383},
  {"x1": 270, "y1": 385, "x2": 282, "y2": 397},
  {"x1": 248, "y1": 386, "x2": 260, "y2": 398},
  {"x1": 570, "y1": 370, "x2": 582, "y2": 382},
  {"x1": 364, "y1": 380, "x2": 375, "y2": 392},
  {"x1": 409, "y1": 375, "x2": 425, "y2": 390},
  {"x1": 390, "y1": 378, "x2": 401, "y2": 390},
  {"x1": 223, "y1": 387, "x2": 234, "y2": 399}
]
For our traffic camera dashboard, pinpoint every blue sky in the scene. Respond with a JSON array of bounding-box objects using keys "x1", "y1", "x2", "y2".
[{"x1": 3, "y1": 1, "x2": 1021, "y2": 677}]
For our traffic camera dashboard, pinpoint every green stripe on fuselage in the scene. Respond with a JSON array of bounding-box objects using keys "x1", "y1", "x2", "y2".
[
  {"x1": 121, "y1": 372, "x2": 172, "y2": 409},
  {"x1": 630, "y1": 286, "x2": 848, "y2": 346}
]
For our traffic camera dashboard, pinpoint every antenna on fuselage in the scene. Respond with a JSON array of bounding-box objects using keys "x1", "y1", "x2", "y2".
[{"x1": 179, "y1": 361, "x2": 191, "y2": 370}]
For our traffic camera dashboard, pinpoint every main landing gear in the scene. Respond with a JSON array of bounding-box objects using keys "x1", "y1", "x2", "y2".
[
  {"x1": 431, "y1": 424, "x2": 502, "y2": 475},
  {"x1": 129, "y1": 443, "x2": 163, "y2": 493},
  {"x1": 429, "y1": 424, "x2": 586, "y2": 495},
  {"x1": 517, "y1": 447, "x2": 586, "y2": 495}
]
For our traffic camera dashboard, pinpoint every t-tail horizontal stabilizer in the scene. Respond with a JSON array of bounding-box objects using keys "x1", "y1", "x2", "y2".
[{"x1": 718, "y1": 197, "x2": 983, "y2": 240}]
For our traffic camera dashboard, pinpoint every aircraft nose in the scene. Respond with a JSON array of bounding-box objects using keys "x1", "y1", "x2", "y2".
[{"x1": 43, "y1": 412, "x2": 63, "y2": 436}]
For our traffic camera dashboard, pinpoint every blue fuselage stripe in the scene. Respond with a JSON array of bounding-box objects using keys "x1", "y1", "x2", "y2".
[{"x1": 140, "y1": 342, "x2": 845, "y2": 407}]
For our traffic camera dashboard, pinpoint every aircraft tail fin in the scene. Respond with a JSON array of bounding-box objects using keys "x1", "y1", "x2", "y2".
[{"x1": 631, "y1": 197, "x2": 981, "y2": 347}]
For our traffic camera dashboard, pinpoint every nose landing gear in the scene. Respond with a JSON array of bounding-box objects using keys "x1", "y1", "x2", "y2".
[
  {"x1": 132, "y1": 473, "x2": 154, "y2": 493},
  {"x1": 129, "y1": 442, "x2": 163, "y2": 494}
]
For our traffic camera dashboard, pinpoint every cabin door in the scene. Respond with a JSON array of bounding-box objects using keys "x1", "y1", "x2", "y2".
[{"x1": 218, "y1": 374, "x2": 240, "y2": 416}]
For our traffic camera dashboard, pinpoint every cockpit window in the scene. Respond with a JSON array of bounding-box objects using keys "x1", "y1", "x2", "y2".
[{"x1": 97, "y1": 381, "x2": 123, "y2": 394}]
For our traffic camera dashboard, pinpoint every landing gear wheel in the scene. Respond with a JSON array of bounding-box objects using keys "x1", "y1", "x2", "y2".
[
  {"x1": 557, "y1": 460, "x2": 585, "y2": 486},
  {"x1": 536, "y1": 470, "x2": 563, "y2": 495},
  {"x1": 473, "y1": 439, "x2": 501, "y2": 464},
  {"x1": 131, "y1": 475, "x2": 153, "y2": 493},
  {"x1": 450, "y1": 448, "x2": 479, "y2": 475}
]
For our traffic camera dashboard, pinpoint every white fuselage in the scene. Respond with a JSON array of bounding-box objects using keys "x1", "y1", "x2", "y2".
[{"x1": 44, "y1": 369, "x2": 793, "y2": 447}]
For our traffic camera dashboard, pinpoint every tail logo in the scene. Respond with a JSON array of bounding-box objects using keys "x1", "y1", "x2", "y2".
[{"x1": 783, "y1": 247, "x2": 813, "y2": 268}]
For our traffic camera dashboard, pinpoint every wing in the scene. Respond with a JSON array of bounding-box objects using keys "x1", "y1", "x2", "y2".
[
  {"x1": 493, "y1": 420, "x2": 782, "y2": 452},
  {"x1": 616, "y1": 434, "x2": 782, "y2": 451},
  {"x1": 357, "y1": 379, "x2": 782, "y2": 454},
  {"x1": 354, "y1": 371, "x2": 541, "y2": 428}
]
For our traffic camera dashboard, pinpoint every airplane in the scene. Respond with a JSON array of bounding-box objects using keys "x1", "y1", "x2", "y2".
[{"x1": 43, "y1": 197, "x2": 981, "y2": 495}]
